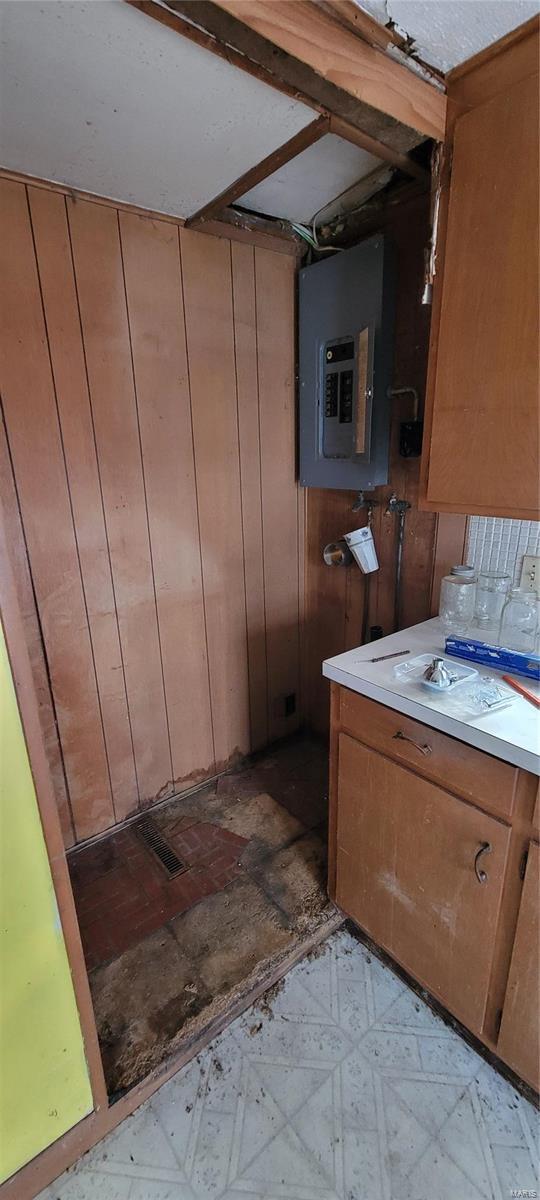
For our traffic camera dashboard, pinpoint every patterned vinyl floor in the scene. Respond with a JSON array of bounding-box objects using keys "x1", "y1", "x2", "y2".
[{"x1": 39, "y1": 928, "x2": 539, "y2": 1200}]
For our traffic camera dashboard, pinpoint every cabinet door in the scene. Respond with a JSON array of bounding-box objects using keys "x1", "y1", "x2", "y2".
[
  {"x1": 498, "y1": 841, "x2": 539, "y2": 1091},
  {"x1": 425, "y1": 70, "x2": 539, "y2": 517},
  {"x1": 336, "y1": 733, "x2": 511, "y2": 1033}
]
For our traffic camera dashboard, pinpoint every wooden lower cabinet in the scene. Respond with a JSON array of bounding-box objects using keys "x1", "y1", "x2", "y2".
[
  {"x1": 330, "y1": 685, "x2": 539, "y2": 1091},
  {"x1": 336, "y1": 732, "x2": 510, "y2": 1034},
  {"x1": 498, "y1": 841, "x2": 540, "y2": 1092}
]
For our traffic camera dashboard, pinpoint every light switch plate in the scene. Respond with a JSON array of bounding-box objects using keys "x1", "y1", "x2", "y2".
[{"x1": 519, "y1": 554, "x2": 540, "y2": 596}]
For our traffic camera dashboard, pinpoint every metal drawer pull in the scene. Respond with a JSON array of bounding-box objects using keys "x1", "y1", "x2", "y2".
[
  {"x1": 474, "y1": 841, "x2": 492, "y2": 884},
  {"x1": 392, "y1": 730, "x2": 432, "y2": 757}
]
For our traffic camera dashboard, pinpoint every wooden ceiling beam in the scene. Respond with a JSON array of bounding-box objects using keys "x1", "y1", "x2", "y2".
[
  {"x1": 139, "y1": 0, "x2": 444, "y2": 152},
  {"x1": 314, "y1": 0, "x2": 406, "y2": 54},
  {"x1": 185, "y1": 115, "x2": 329, "y2": 226},
  {"x1": 329, "y1": 116, "x2": 429, "y2": 181},
  {"x1": 210, "y1": 0, "x2": 446, "y2": 142},
  {"x1": 187, "y1": 110, "x2": 427, "y2": 229},
  {"x1": 127, "y1": 0, "x2": 433, "y2": 229},
  {"x1": 315, "y1": 0, "x2": 445, "y2": 84}
]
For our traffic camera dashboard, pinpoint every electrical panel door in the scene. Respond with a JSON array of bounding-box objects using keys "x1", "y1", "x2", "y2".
[{"x1": 299, "y1": 235, "x2": 394, "y2": 489}]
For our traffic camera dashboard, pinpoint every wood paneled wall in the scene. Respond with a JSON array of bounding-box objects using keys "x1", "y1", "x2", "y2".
[
  {"x1": 304, "y1": 195, "x2": 447, "y2": 734},
  {"x1": 0, "y1": 178, "x2": 300, "y2": 846}
]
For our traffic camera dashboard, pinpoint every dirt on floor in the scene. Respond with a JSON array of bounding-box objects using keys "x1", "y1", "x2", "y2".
[{"x1": 83, "y1": 735, "x2": 339, "y2": 1095}]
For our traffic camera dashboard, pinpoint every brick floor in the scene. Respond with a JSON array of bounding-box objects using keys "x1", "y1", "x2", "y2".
[
  {"x1": 68, "y1": 735, "x2": 329, "y2": 976},
  {"x1": 66, "y1": 735, "x2": 332, "y2": 1094},
  {"x1": 69, "y1": 819, "x2": 248, "y2": 971}
]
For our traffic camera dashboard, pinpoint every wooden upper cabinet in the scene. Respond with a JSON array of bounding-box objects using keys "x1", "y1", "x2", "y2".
[
  {"x1": 498, "y1": 841, "x2": 539, "y2": 1091},
  {"x1": 421, "y1": 23, "x2": 539, "y2": 518}
]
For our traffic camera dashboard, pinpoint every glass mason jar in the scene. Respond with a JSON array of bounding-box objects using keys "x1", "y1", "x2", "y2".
[
  {"x1": 498, "y1": 588, "x2": 538, "y2": 653},
  {"x1": 438, "y1": 565, "x2": 477, "y2": 635},
  {"x1": 474, "y1": 570, "x2": 511, "y2": 631}
]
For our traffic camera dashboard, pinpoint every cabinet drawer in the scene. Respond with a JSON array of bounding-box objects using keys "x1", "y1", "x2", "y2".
[
  {"x1": 336, "y1": 733, "x2": 511, "y2": 1035},
  {"x1": 340, "y1": 689, "x2": 517, "y2": 820}
]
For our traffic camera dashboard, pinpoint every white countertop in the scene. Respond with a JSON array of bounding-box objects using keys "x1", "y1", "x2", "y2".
[{"x1": 323, "y1": 618, "x2": 540, "y2": 775}]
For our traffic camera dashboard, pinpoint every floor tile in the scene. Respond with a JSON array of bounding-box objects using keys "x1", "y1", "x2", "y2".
[
  {"x1": 386, "y1": 1076, "x2": 467, "y2": 1139},
  {"x1": 473, "y1": 1060, "x2": 536, "y2": 1149},
  {"x1": 417, "y1": 1032, "x2": 485, "y2": 1079},
  {"x1": 210, "y1": 791, "x2": 305, "y2": 860},
  {"x1": 169, "y1": 876, "x2": 293, "y2": 994},
  {"x1": 492, "y1": 1142, "x2": 539, "y2": 1198},
  {"x1": 383, "y1": 1078, "x2": 433, "y2": 1180},
  {"x1": 437, "y1": 1089, "x2": 497, "y2": 1197},
  {"x1": 38, "y1": 930, "x2": 540, "y2": 1200},
  {"x1": 129, "y1": 1185, "x2": 194, "y2": 1199},
  {"x1": 340, "y1": 1048, "x2": 379, "y2": 1132},
  {"x1": 43, "y1": 1172, "x2": 133, "y2": 1200},
  {"x1": 400, "y1": 1138, "x2": 490, "y2": 1200},
  {"x1": 246, "y1": 829, "x2": 333, "y2": 933},
  {"x1": 343, "y1": 1127, "x2": 385, "y2": 1200}
]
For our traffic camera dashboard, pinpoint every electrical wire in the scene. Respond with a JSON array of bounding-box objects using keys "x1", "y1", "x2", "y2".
[
  {"x1": 291, "y1": 222, "x2": 345, "y2": 256},
  {"x1": 291, "y1": 222, "x2": 317, "y2": 248},
  {"x1": 291, "y1": 222, "x2": 340, "y2": 253}
]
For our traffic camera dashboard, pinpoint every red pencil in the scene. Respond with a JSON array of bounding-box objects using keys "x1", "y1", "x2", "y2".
[{"x1": 502, "y1": 675, "x2": 540, "y2": 709}]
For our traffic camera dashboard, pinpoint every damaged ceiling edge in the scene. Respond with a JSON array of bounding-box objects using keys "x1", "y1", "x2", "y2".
[
  {"x1": 314, "y1": 0, "x2": 446, "y2": 85},
  {"x1": 354, "y1": 0, "x2": 540, "y2": 76},
  {"x1": 230, "y1": 0, "x2": 539, "y2": 232}
]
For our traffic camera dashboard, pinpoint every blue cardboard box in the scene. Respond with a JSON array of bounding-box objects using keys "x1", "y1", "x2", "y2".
[{"x1": 445, "y1": 636, "x2": 540, "y2": 682}]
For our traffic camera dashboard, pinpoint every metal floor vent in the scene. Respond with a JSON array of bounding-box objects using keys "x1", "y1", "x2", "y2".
[{"x1": 133, "y1": 814, "x2": 187, "y2": 879}]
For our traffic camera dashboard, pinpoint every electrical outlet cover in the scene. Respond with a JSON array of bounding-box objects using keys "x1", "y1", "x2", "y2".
[{"x1": 519, "y1": 554, "x2": 540, "y2": 596}]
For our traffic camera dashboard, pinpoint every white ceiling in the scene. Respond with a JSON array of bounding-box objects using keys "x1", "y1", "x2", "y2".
[
  {"x1": 356, "y1": 0, "x2": 539, "y2": 75},
  {"x1": 239, "y1": 134, "x2": 381, "y2": 224},
  {"x1": 0, "y1": 0, "x2": 537, "y2": 229},
  {"x1": 0, "y1": 0, "x2": 314, "y2": 218}
]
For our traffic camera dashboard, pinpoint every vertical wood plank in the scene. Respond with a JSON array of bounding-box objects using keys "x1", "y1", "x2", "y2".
[
  {"x1": 297, "y1": 483, "x2": 307, "y2": 722},
  {"x1": 387, "y1": 197, "x2": 436, "y2": 631},
  {"x1": 255, "y1": 248, "x2": 300, "y2": 740},
  {"x1": 430, "y1": 513, "x2": 468, "y2": 615},
  {"x1": 231, "y1": 241, "x2": 268, "y2": 751},
  {"x1": 304, "y1": 488, "x2": 349, "y2": 735},
  {"x1": 180, "y1": 228, "x2": 250, "y2": 765},
  {"x1": 0, "y1": 413, "x2": 74, "y2": 847},
  {"x1": 28, "y1": 187, "x2": 138, "y2": 822},
  {"x1": 119, "y1": 212, "x2": 214, "y2": 784},
  {"x1": 0, "y1": 179, "x2": 114, "y2": 840},
  {"x1": 67, "y1": 197, "x2": 173, "y2": 805}
]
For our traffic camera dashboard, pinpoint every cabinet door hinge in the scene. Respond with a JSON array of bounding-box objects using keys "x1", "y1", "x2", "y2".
[{"x1": 519, "y1": 849, "x2": 529, "y2": 881}]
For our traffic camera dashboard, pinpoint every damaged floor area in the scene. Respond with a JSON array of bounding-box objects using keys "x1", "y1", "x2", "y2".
[
  {"x1": 39, "y1": 928, "x2": 539, "y2": 1200},
  {"x1": 68, "y1": 735, "x2": 340, "y2": 1096}
]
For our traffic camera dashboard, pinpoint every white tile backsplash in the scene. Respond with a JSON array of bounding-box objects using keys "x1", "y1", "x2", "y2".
[{"x1": 466, "y1": 516, "x2": 540, "y2": 585}]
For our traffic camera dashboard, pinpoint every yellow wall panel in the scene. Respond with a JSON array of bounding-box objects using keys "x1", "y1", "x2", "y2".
[{"x1": 0, "y1": 622, "x2": 93, "y2": 1183}]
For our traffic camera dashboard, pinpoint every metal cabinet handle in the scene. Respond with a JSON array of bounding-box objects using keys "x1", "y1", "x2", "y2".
[
  {"x1": 393, "y1": 730, "x2": 432, "y2": 757},
  {"x1": 474, "y1": 841, "x2": 492, "y2": 883}
]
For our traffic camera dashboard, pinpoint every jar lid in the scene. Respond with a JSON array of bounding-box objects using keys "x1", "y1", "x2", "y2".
[{"x1": 450, "y1": 564, "x2": 476, "y2": 577}]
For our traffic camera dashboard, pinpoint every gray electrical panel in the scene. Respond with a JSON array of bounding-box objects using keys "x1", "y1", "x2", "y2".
[{"x1": 298, "y1": 235, "x2": 395, "y2": 489}]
